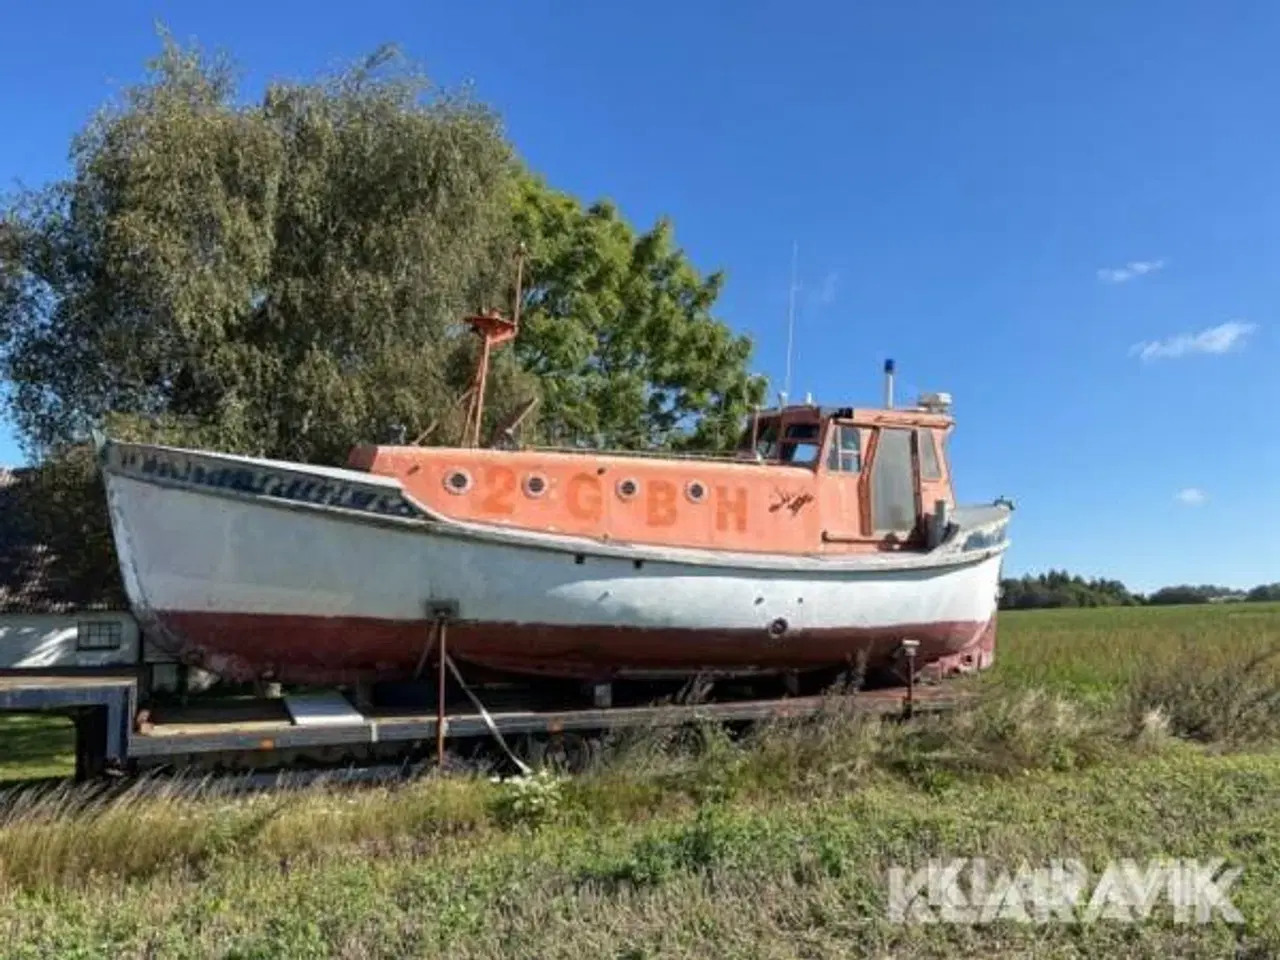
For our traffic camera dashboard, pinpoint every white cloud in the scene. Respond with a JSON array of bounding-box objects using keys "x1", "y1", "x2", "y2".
[
  {"x1": 808, "y1": 270, "x2": 839, "y2": 307},
  {"x1": 1174, "y1": 487, "x2": 1206, "y2": 506},
  {"x1": 1130, "y1": 320, "x2": 1257, "y2": 362},
  {"x1": 1097, "y1": 259, "x2": 1165, "y2": 284}
]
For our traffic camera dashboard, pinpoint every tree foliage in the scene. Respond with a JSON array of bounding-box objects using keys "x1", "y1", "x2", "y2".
[
  {"x1": 1247, "y1": 583, "x2": 1280, "y2": 603},
  {"x1": 1145, "y1": 584, "x2": 1246, "y2": 606},
  {"x1": 998, "y1": 571, "x2": 1273, "y2": 610},
  {"x1": 999, "y1": 570, "x2": 1142, "y2": 610},
  {"x1": 0, "y1": 32, "x2": 763, "y2": 469},
  {"x1": 1, "y1": 36, "x2": 529, "y2": 464},
  {"x1": 512, "y1": 176, "x2": 764, "y2": 451}
]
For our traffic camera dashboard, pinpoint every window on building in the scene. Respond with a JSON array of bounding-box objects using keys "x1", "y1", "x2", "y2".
[
  {"x1": 77, "y1": 620, "x2": 123, "y2": 652},
  {"x1": 918, "y1": 429, "x2": 942, "y2": 481},
  {"x1": 825, "y1": 425, "x2": 861, "y2": 473}
]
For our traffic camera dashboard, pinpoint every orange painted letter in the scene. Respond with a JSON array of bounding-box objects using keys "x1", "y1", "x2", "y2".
[
  {"x1": 715, "y1": 486, "x2": 748, "y2": 532},
  {"x1": 566, "y1": 473, "x2": 603, "y2": 521},
  {"x1": 647, "y1": 479, "x2": 678, "y2": 526},
  {"x1": 480, "y1": 466, "x2": 517, "y2": 515}
]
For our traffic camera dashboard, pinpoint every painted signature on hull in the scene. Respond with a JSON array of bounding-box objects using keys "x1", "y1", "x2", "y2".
[{"x1": 769, "y1": 488, "x2": 815, "y2": 516}]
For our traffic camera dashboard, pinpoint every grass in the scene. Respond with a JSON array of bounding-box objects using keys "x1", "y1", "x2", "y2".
[
  {"x1": 0, "y1": 713, "x2": 76, "y2": 781},
  {"x1": 4, "y1": 747, "x2": 1280, "y2": 958},
  {"x1": 2, "y1": 601, "x2": 1280, "y2": 956},
  {"x1": 990, "y1": 601, "x2": 1280, "y2": 698}
]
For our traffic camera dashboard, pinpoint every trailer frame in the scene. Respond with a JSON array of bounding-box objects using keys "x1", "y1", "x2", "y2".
[{"x1": 1, "y1": 667, "x2": 964, "y2": 781}]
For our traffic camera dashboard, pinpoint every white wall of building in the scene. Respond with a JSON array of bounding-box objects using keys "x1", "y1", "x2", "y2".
[
  {"x1": 0, "y1": 611, "x2": 140, "y2": 669},
  {"x1": 2, "y1": 611, "x2": 259, "y2": 693}
]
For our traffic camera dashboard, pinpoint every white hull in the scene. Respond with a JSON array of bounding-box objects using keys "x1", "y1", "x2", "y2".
[{"x1": 101, "y1": 442, "x2": 1010, "y2": 683}]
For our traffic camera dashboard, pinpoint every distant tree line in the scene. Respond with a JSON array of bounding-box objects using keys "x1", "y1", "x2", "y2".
[{"x1": 999, "y1": 571, "x2": 1280, "y2": 610}]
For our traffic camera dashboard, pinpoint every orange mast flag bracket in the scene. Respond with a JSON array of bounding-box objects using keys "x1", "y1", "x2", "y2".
[{"x1": 461, "y1": 248, "x2": 525, "y2": 448}]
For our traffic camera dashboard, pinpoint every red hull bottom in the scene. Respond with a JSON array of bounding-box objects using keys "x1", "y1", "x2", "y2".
[{"x1": 152, "y1": 611, "x2": 998, "y2": 686}]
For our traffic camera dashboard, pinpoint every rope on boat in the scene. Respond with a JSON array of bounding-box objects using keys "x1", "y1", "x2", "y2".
[{"x1": 443, "y1": 651, "x2": 532, "y2": 776}]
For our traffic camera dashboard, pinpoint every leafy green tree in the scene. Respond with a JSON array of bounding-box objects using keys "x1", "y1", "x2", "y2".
[
  {"x1": 1, "y1": 33, "x2": 765, "y2": 466},
  {"x1": 513, "y1": 175, "x2": 766, "y2": 452},
  {"x1": 1, "y1": 34, "x2": 529, "y2": 465},
  {"x1": 999, "y1": 570, "x2": 1143, "y2": 610}
]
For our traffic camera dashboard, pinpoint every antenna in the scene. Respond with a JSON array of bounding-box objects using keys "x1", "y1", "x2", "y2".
[{"x1": 783, "y1": 241, "x2": 798, "y2": 407}]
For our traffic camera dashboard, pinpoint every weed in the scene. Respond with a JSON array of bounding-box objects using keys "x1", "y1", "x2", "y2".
[
  {"x1": 1126, "y1": 642, "x2": 1280, "y2": 745},
  {"x1": 487, "y1": 768, "x2": 566, "y2": 830}
]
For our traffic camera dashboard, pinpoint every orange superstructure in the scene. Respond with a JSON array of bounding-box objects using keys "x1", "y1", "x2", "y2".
[
  {"x1": 348, "y1": 256, "x2": 962, "y2": 558},
  {"x1": 347, "y1": 400, "x2": 956, "y2": 556}
]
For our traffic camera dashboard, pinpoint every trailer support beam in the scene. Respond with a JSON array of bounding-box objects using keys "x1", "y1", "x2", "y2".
[{"x1": 436, "y1": 618, "x2": 449, "y2": 768}]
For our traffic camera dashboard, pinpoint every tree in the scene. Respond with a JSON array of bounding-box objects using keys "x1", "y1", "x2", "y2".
[
  {"x1": 512, "y1": 175, "x2": 765, "y2": 451},
  {"x1": 1, "y1": 32, "x2": 765, "y2": 467},
  {"x1": 1, "y1": 34, "x2": 530, "y2": 466},
  {"x1": 998, "y1": 570, "x2": 1142, "y2": 610}
]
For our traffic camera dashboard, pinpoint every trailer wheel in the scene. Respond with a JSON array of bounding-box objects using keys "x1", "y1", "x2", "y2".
[{"x1": 524, "y1": 732, "x2": 598, "y2": 774}]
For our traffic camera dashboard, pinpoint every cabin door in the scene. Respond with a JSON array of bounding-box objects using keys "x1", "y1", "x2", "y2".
[
  {"x1": 868, "y1": 427, "x2": 920, "y2": 539},
  {"x1": 822, "y1": 423, "x2": 865, "y2": 537}
]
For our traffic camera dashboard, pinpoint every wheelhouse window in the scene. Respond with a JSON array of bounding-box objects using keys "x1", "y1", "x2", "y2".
[
  {"x1": 780, "y1": 422, "x2": 821, "y2": 466},
  {"x1": 825, "y1": 424, "x2": 861, "y2": 473},
  {"x1": 738, "y1": 418, "x2": 822, "y2": 466},
  {"x1": 917, "y1": 429, "x2": 942, "y2": 481},
  {"x1": 871, "y1": 427, "x2": 916, "y2": 532}
]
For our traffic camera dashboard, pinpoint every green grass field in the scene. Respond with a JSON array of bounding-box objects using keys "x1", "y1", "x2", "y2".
[
  {"x1": 2, "y1": 602, "x2": 1279, "y2": 958},
  {"x1": 0, "y1": 713, "x2": 76, "y2": 782}
]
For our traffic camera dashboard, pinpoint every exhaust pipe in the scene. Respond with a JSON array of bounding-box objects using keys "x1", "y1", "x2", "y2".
[{"x1": 883, "y1": 358, "x2": 895, "y2": 409}]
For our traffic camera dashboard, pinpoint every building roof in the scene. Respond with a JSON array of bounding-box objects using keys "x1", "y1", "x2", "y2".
[{"x1": 0, "y1": 466, "x2": 126, "y2": 615}]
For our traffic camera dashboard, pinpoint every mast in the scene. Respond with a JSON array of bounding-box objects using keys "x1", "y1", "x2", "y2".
[
  {"x1": 460, "y1": 246, "x2": 525, "y2": 448},
  {"x1": 783, "y1": 241, "x2": 798, "y2": 406}
]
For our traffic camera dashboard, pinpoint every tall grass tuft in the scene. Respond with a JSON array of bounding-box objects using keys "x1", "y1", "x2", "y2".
[
  {"x1": 0, "y1": 771, "x2": 495, "y2": 890},
  {"x1": 1125, "y1": 642, "x2": 1280, "y2": 745}
]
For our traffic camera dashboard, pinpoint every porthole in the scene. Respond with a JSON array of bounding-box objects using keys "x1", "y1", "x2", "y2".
[
  {"x1": 523, "y1": 473, "x2": 548, "y2": 498},
  {"x1": 443, "y1": 469, "x2": 472, "y2": 495},
  {"x1": 616, "y1": 477, "x2": 640, "y2": 500},
  {"x1": 685, "y1": 480, "x2": 707, "y2": 503}
]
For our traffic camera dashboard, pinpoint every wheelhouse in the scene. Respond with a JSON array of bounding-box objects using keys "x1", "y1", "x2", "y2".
[{"x1": 737, "y1": 395, "x2": 955, "y2": 549}]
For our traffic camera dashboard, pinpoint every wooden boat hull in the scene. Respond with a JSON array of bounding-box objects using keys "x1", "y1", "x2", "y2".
[{"x1": 101, "y1": 442, "x2": 1009, "y2": 685}]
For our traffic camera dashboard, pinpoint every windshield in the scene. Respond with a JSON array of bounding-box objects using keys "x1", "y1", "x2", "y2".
[{"x1": 739, "y1": 419, "x2": 820, "y2": 466}]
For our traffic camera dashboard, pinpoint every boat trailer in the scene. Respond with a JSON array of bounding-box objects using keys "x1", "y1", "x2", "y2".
[{"x1": 0, "y1": 638, "x2": 962, "y2": 782}]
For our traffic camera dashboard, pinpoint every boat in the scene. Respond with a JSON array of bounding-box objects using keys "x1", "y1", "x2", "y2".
[{"x1": 96, "y1": 287, "x2": 1012, "y2": 687}]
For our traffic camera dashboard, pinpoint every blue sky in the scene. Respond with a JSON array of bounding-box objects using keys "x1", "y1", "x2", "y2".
[{"x1": 2, "y1": 1, "x2": 1277, "y2": 591}]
